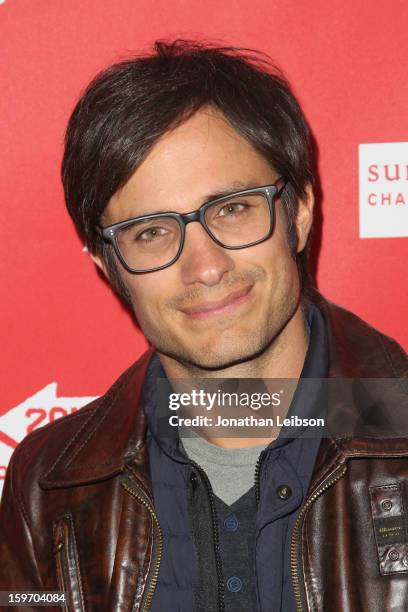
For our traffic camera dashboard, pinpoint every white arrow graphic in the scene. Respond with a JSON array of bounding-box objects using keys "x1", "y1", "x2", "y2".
[{"x1": 0, "y1": 384, "x2": 99, "y2": 498}]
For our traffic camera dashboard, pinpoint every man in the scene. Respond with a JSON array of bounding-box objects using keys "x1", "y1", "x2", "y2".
[{"x1": 0, "y1": 40, "x2": 407, "y2": 612}]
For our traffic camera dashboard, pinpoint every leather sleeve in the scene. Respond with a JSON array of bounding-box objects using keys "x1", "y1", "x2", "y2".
[{"x1": 0, "y1": 446, "x2": 44, "y2": 591}]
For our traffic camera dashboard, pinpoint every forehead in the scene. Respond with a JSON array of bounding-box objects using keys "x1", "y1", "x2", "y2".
[{"x1": 104, "y1": 106, "x2": 276, "y2": 222}]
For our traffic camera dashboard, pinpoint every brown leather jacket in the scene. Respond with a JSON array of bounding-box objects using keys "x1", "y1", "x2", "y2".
[{"x1": 1, "y1": 296, "x2": 407, "y2": 612}]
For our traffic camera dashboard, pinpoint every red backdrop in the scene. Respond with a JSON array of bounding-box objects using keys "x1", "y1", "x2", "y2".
[{"x1": 1, "y1": 0, "x2": 407, "y2": 491}]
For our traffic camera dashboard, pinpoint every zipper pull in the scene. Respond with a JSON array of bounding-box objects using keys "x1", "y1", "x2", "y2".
[{"x1": 53, "y1": 524, "x2": 65, "y2": 554}]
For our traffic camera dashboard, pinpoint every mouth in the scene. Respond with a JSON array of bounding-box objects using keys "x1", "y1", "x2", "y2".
[{"x1": 179, "y1": 284, "x2": 254, "y2": 320}]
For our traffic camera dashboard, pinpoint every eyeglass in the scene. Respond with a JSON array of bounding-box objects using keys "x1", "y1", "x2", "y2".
[{"x1": 98, "y1": 177, "x2": 287, "y2": 273}]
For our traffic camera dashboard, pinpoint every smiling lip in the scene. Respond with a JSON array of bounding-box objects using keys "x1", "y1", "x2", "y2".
[{"x1": 180, "y1": 285, "x2": 253, "y2": 319}]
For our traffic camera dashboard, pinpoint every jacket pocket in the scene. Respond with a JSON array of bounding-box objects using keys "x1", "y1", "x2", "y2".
[{"x1": 53, "y1": 514, "x2": 86, "y2": 612}]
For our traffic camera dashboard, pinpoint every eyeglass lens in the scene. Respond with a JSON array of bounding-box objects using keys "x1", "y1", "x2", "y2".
[{"x1": 115, "y1": 192, "x2": 271, "y2": 271}]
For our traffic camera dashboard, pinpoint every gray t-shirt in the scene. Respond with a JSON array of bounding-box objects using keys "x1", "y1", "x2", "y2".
[{"x1": 181, "y1": 428, "x2": 269, "y2": 505}]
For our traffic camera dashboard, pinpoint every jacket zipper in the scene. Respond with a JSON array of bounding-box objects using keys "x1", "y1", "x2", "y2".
[
  {"x1": 289, "y1": 451, "x2": 408, "y2": 611},
  {"x1": 188, "y1": 460, "x2": 225, "y2": 612},
  {"x1": 120, "y1": 475, "x2": 164, "y2": 612},
  {"x1": 53, "y1": 515, "x2": 85, "y2": 612},
  {"x1": 290, "y1": 463, "x2": 348, "y2": 612},
  {"x1": 254, "y1": 449, "x2": 267, "y2": 505},
  {"x1": 253, "y1": 448, "x2": 268, "y2": 612},
  {"x1": 254, "y1": 451, "x2": 347, "y2": 612}
]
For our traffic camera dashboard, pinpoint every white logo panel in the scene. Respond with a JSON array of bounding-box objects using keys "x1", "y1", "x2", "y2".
[{"x1": 359, "y1": 142, "x2": 408, "y2": 238}]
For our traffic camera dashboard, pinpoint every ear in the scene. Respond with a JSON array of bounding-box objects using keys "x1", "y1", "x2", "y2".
[
  {"x1": 89, "y1": 252, "x2": 110, "y2": 280},
  {"x1": 294, "y1": 183, "x2": 314, "y2": 253}
]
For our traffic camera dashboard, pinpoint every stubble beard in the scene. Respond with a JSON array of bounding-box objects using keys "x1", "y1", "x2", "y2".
[{"x1": 141, "y1": 284, "x2": 301, "y2": 376}]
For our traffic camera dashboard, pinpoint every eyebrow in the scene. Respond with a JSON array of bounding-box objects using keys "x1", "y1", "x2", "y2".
[
  {"x1": 107, "y1": 180, "x2": 268, "y2": 224},
  {"x1": 201, "y1": 180, "x2": 263, "y2": 203}
]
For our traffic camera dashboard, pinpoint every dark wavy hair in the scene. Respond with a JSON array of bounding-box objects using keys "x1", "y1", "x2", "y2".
[{"x1": 62, "y1": 39, "x2": 315, "y2": 303}]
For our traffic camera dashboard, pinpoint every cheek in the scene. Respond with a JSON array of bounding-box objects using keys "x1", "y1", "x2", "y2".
[
  {"x1": 122, "y1": 272, "x2": 175, "y2": 323},
  {"x1": 251, "y1": 225, "x2": 295, "y2": 275},
  {"x1": 253, "y1": 232, "x2": 299, "y2": 302}
]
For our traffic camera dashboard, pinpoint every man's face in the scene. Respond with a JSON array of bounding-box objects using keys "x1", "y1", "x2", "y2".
[{"x1": 99, "y1": 107, "x2": 312, "y2": 371}]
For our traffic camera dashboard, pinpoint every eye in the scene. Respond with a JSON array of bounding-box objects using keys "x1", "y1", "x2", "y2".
[
  {"x1": 217, "y1": 202, "x2": 247, "y2": 217},
  {"x1": 136, "y1": 226, "x2": 169, "y2": 242}
]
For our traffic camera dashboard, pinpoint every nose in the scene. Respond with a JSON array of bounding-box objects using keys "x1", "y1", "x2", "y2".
[{"x1": 179, "y1": 222, "x2": 235, "y2": 287}]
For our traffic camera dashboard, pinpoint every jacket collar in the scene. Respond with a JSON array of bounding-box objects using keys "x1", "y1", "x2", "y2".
[
  {"x1": 307, "y1": 292, "x2": 408, "y2": 492},
  {"x1": 40, "y1": 348, "x2": 154, "y2": 490},
  {"x1": 40, "y1": 293, "x2": 408, "y2": 490}
]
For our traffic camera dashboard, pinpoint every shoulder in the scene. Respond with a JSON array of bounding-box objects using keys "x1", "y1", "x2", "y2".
[
  {"x1": 310, "y1": 292, "x2": 407, "y2": 378},
  {"x1": 5, "y1": 348, "x2": 154, "y2": 496}
]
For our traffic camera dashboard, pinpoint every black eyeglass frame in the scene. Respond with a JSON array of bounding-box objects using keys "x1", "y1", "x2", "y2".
[{"x1": 98, "y1": 176, "x2": 287, "y2": 274}]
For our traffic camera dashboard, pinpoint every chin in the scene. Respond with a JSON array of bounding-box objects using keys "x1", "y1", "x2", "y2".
[{"x1": 159, "y1": 334, "x2": 274, "y2": 372}]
